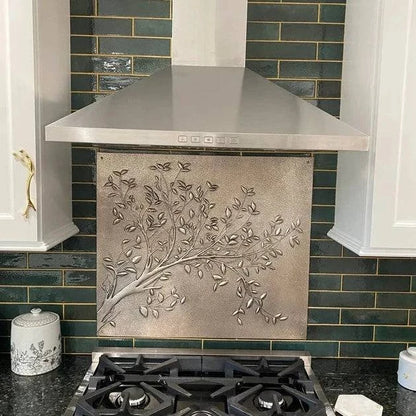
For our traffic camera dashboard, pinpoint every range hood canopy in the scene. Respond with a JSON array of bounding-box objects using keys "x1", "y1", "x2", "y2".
[{"x1": 45, "y1": 0, "x2": 368, "y2": 151}]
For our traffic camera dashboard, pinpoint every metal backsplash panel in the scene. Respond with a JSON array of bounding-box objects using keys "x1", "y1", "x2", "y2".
[{"x1": 97, "y1": 153, "x2": 313, "y2": 339}]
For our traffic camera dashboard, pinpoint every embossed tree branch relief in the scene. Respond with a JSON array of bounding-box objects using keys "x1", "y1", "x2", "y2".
[{"x1": 97, "y1": 157, "x2": 310, "y2": 337}]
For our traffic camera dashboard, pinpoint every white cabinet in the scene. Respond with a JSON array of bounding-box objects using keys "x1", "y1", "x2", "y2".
[
  {"x1": 0, "y1": 0, "x2": 78, "y2": 251},
  {"x1": 328, "y1": 0, "x2": 416, "y2": 256}
]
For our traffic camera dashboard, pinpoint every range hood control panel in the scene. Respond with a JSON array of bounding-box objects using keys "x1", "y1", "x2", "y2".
[{"x1": 178, "y1": 134, "x2": 239, "y2": 145}]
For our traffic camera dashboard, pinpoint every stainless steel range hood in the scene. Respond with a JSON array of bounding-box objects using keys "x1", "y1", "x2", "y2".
[{"x1": 45, "y1": 0, "x2": 368, "y2": 151}]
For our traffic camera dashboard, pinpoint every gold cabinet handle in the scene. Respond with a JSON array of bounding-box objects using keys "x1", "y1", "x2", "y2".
[{"x1": 13, "y1": 150, "x2": 36, "y2": 219}]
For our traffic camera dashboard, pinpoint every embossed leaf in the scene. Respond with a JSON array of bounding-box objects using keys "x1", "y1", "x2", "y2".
[
  {"x1": 184, "y1": 264, "x2": 191, "y2": 274},
  {"x1": 109, "y1": 321, "x2": 116, "y2": 327},
  {"x1": 213, "y1": 274, "x2": 222, "y2": 281},
  {"x1": 152, "y1": 309, "x2": 159, "y2": 319},
  {"x1": 132, "y1": 256, "x2": 142, "y2": 264},
  {"x1": 218, "y1": 281, "x2": 228, "y2": 287},
  {"x1": 180, "y1": 296, "x2": 186, "y2": 304},
  {"x1": 158, "y1": 293, "x2": 164, "y2": 302},
  {"x1": 139, "y1": 306, "x2": 148, "y2": 318},
  {"x1": 198, "y1": 270, "x2": 203, "y2": 279},
  {"x1": 237, "y1": 317, "x2": 243, "y2": 326},
  {"x1": 246, "y1": 298, "x2": 253, "y2": 308}
]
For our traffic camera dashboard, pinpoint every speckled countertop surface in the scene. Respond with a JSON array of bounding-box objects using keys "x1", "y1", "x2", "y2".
[{"x1": 0, "y1": 355, "x2": 414, "y2": 416}]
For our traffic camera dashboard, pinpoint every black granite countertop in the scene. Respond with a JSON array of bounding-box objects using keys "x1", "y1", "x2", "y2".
[{"x1": 0, "y1": 355, "x2": 414, "y2": 416}]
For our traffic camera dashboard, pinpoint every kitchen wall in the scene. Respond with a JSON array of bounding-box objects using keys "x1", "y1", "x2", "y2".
[{"x1": 0, "y1": 0, "x2": 415, "y2": 358}]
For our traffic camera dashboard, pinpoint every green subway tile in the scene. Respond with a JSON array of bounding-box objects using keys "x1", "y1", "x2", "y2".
[
  {"x1": 71, "y1": 17, "x2": 132, "y2": 35},
  {"x1": 247, "y1": 22, "x2": 279, "y2": 40},
  {"x1": 342, "y1": 309, "x2": 408, "y2": 325},
  {"x1": 0, "y1": 337, "x2": 10, "y2": 353},
  {"x1": 0, "y1": 304, "x2": 62, "y2": 320},
  {"x1": 70, "y1": 0, "x2": 94, "y2": 15},
  {"x1": 64, "y1": 270, "x2": 96, "y2": 286},
  {"x1": 379, "y1": 260, "x2": 416, "y2": 275},
  {"x1": 318, "y1": 43, "x2": 344, "y2": 61},
  {"x1": 0, "y1": 270, "x2": 61, "y2": 286},
  {"x1": 272, "y1": 341, "x2": 339, "y2": 357},
  {"x1": 314, "y1": 171, "x2": 337, "y2": 187},
  {"x1": 72, "y1": 74, "x2": 97, "y2": 92},
  {"x1": 73, "y1": 219, "x2": 96, "y2": 235},
  {"x1": 343, "y1": 275, "x2": 410, "y2": 292},
  {"x1": 72, "y1": 147, "x2": 96, "y2": 164},
  {"x1": 71, "y1": 55, "x2": 132, "y2": 73},
  {"x1": 309, "y1": 274, "x2": 341, "y2": 290},
  {"x1": 99, "y1": 37, "x2": 170, "y2": 56},
  {"x1": 410, "y1": 311, "x2": 416, "y2": 325},
  {"x1": 310, "y1": 240, "x2": 342, "y2": 257},
  {"x1": 309, "y1": 292, "x2": 374, "y2": 308},
  {"x1": 99, "y1": 75, "x2": 140, "y2": 91},
  {"x1": 133, "y1": 57, "x2": 171, "y2": 75},
  {"x1": 342, "y1": 248, "x2": 359, "y2": 258},
  {"x1": 375, "y1": 327, "x2": 416, "y2": 342},
  {"x1": 280, "y1": 61, "x2": 342, "y2": 79},
  {"x1": 340, "y1": 342, "x2": 405, "y2": 358},
  {"x1": 248, "y1": 4, "x2": 318, "y2": 22},
  {"x1": 29, "y1": 253, "x2": 96, "y2": 269},
  {"x1": 308, "y1": 325, "x2": 373, "y2": 341},
  {"x1": 0, "y1": 321, "x2": 11, "y2": 336},
  {"x1": 312, "y1": 206, "x2": 334, "y2": 222},
  {"x1": 308, "y1": 308, "x2": 339, "y2": 324},
  {"x1": 377, "y1": 293, "x2": 416, "y2": 309},
  {"x1": 311, "y1": 223, "x2": 333, "y2": 239},
  {"x1": 317, "y1": 81, "x2": 341, "y2": 98},
  {"x1": 314, "y1": 152, "x2": 337, "y2": 170},
  {"x1": 134, "y1": 339, "x2": 202, "y2": 349},
  {"x1": 320, "y1": 5, "x2": 346, "y2": 23},
  {"x1": 246, "y1": 42, "x2": 316, "y2": 60},
  {"x1": 312, "y1": 189, "x2": 335, "y2": 205},
  {"x1": 274, "y1": 80, "x2": 315, "y2": 98},
  {"x1": 316, "y1": 99, "x2": 340, "y2": 117},
  {"x1": 310, "y1": 258, "x2": 377, "y2": 274},
  {"x1": 62, "y1": 321, "x2": 96, "y2": 337},
  {"x1": 413, "y1": 277, "x2": 416, "y2": 291},
  {"x1": 0, "y1": 287, "x2": 27, "y2": 302},
  {"x1": 71, "y1": 93, "x2": 98, "y2": 110},
  {"x1": 134, "y1": 19, "x2": 172, "y2": 37},
  {"x1": 204, "y1": 340, "x2": 270, "y2": 350},
  {"x1": 72, "y1": 165, "x2": 96, "y2": 182},
  {"x1": 65, "y1": 304, "x2": 96, "y2": 320},
  {"x1": 29, "y1": 287, "x2": 96, "y2": 303},
  {"x1": 99, "y1": 338, "x2": 134, "y2": 347},
  {"x1": 63, "y1": 236, "x2": 96, "y2": 252},
  {"x1": 72, "y1": 183, "x2": 96, "y2": 200},
  {"x1": 98, "y1": 0, "x2": 170, "y2": 18},
  {"x1": 0, "y1": 253, "x2": 26, "y2": 268},
  {"x1": 246, "y1": 60, "x2": 278, "y2": 78},
  {"x1": 281, "y1": 23, "x2": 344, "y2": 42},
  {"x1": 71, "y1": 36, "x2": 97, "y2": 54},
  {"x1": 73, "y1": 201, "x2": 96, "y2": 218},
  {"x1": 282, "y1": 0, "x2": 345, "y2": 3},
  {"x1": 65, "y1": 337, "x2": 97, "y2": 353}
]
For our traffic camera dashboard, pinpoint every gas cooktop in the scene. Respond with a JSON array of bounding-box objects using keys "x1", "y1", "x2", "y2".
[{"x1": 65, "y1": 348, "x2": 335, "y2": 416}]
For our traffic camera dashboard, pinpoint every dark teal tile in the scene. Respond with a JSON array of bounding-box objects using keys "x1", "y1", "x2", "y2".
[
  {"x1": 375, "y1": 327, "x2": 416, "y2": 342},
  {"x1": 72, "y1": 147, "x2": 96, "y2": 164},
  {"x1": 29, "y1": 287, "x2": 96, "y2": 303},
  {"x1": 62, "y1": 321, "x2": 96, "y2": 336},
  {"x1": 311, "y1": 206, "x2": 334, "y2": 222},
  {"x1": 247, "y1": 22, "x2": 279, "y2": 40},
  {"x1": 73, "y1": 219, "x2": 96, "y2": 235},
  {"x1": 318, "y1": 43, "x2": 344, "y2": 61},
  {"x1": 0, "y1": 321, "x2": 11, "y2": 336},
  {"x1": 134, "y1": 339, "x2": 202, "y2": 349},
  {"x1": 134, "y1": 19, "x2": 172, "y2": 37},
  {"x1": 281, "y1": 23, "x2": 344, "y2": 41},
  {"x1": 70, "y1": 0, "x2": 94, "y2": 15},
  {"x1": 310, "y1": 258, "x2": 377, "y2": 274},
  {"x1": 312, "y1": 189, "x2": 335, "y2": 205},
  {"x1": 313, "y1": 170, "x2": 336, "y2": 187},
  {"x1": 71, "y1": 36, "x2": 97, "y2": 54},
  {"x1": 341, "y1": 310, "x2": 408, "y2": 325},
  {"x1": 0, "y1": 253, "x2": 26, "y2": 268},
  {"x1": 317, "y1": 81, "x2": 341, "y2": 98},
  {"x1": 65, "y1": 270, "x2": 96, "y2": 286},
  {"x1": 204, "y1": 340, "x2": 270, "y2": 350},
  {"x1": 311, "y1": 223, "x2": 333, "y2": 239},
  {"x1": 246, "y1": 42, "x2": 316, "y2": 60},
  {"x1": 280, "y1": 61, "x2": 342, "y2": 79},
  {"x1": 133, "y1": 57, "x2": 171, "y2": 75},
  {"x1": 320, "y1": 5, "x2": 346, "y2": 23},
  {"x1": 99, "y1": 75, "x2": 140, "y2": 91},
  {"x1": 63, "y1": 236, "x2": 96, "y2": 252},
  {"x1": 308, "y1": 325, "x2": 373, "y2": 341},
  {"x1": 274, "y1": 80, "x2": 315, "y2": 98},
  {"x1": 99, "y1": 37, "x2": 170, "y2": 56},
  {"x1": 340, "y1": 342, "x2": 405, "y2": 358},
  {"x1": 379, "y1": 260, "x2": 416, "y2": 275},
  {"x1": 272, "y1": 341, "x2": 339, "y2": 357},
  {"x1": 99, "y1": 338, "x2": 134, "y2": 347},
  {"x1": 71, "y1": 55, "x2": 132, "y2": 73},
  {"x1": 0, "y1": 337, "x2": 10, "y2": 353},
  {"x1": 314, "y1": 153, "x2": 337, "y2": 170},
  {"x1": 281, "y1": 0, "x2": 345, "y2": 3},
  {"x1": 413, "y1": 277, "x2": 416, "y2": 291},
  {"x1": 29, "y1": 253, "x2": 96, "y2": 269},
  {"x1": 308, "y1": 308, "x2": 339, "y2": 324},
  {"x1": 98, "y1": 0, "x2": 170, "y2": 18},
  {"x1": 309, "y1": 292, "x2": 374, "y2": 308},
  {"x1": 72, "y1": 165, "x2": 95, "y2": 183},
  {"x1": 377, "y1": 293, "x2": 416, "y2": 309},
  {"x1": 248, "y1": 4, "x2": 318, "y2": 22},
  {"x1": 65, "y1": 304, "x2": 96, "y2": 320},
  {"x1": 0, "y1": 304, "x2": 62, "y2": 320},
  {"x1": 0, "y1": 287, "x2": 27, "y2": 302},
  {"x1": 71, "y1": 17, "x2": 132, "y2": 35},
  {"x1": 246, "y1": 60, "x2": 278, "y2": 78},
  {"x1": 72, "y1": 93, "x2": 99, "y2": 110},
  {"x1": 73, "y1": 201, "x2": 96, "y2": 218},
  {"x1": 310, "y1": 240, "x2": 342, "y2": 256},
  {"x1": 0, "y1": 270, "x2": 62, "y2": 286},
  {"x1": 309, "y1": 274, "x2": 341, "y2": 290},
  {"x1": 410, "y1": 311, "x2": 416, "y2": 325},
  {"x1": 342, "y1": 247, "x2": 359, "y2": 258},
  {"x1": 316, "y1": 99, "x2": 340, "y2": 117},
  {"x1": 72, "y1": 183, "x2": 96, "y2": 200},
  {"x1": 343, "y1": 275, "x2": 410, "y2": 292},
  {"x1": 65, "y1": 337, "x2": 97, "y2": 353},
  {"x1": 72, "y1": 74, "x2": 97, "y2": 92}
]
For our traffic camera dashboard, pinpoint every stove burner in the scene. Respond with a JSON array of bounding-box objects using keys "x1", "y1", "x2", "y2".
[
  {"x1": 257, "y1": 390, "x2": 285, "y2": 410},
  {"x1": 119, "y1": 387, "x2": 149, "y2": 408},
  {"x1": 190, "y1": 412, "x2": 216, "y2": 416}
]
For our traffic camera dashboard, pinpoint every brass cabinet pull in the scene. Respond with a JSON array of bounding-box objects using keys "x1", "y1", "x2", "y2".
[{"x1": 13, "y1": 150, "x2": 36, "y2": 219}]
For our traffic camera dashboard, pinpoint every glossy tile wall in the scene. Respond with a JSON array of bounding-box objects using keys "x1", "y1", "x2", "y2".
[{"x1": 0, "y1": 0, "x2": 414, "y2": 358}]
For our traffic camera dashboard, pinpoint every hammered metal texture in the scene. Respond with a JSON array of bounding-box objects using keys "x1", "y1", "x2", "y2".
[{"x1": 97, "y1": 153, "x2": 313, "y2": 339}]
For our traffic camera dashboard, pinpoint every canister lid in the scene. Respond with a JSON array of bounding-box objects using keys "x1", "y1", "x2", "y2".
[{"x1": 12, "y1": 308, "x2": 59, "y2": 327}]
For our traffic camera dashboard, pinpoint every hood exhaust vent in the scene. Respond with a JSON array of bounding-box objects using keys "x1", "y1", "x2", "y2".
[{"x1": 45, "y1": 0, "x2": 369, "y2": 151}]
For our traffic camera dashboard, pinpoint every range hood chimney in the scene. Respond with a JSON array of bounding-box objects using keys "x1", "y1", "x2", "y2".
[{"x1": 45, "y1": 0, "x2": 369, "y2": 151}]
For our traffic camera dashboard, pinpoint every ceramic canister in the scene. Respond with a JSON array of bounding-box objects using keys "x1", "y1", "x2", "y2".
[
  {"x1": 398, "y1": 347, "x2": 416, "y2": 391},
  {"x1": 10, "y1": 308, "x2": 61, "y2": 376}
]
